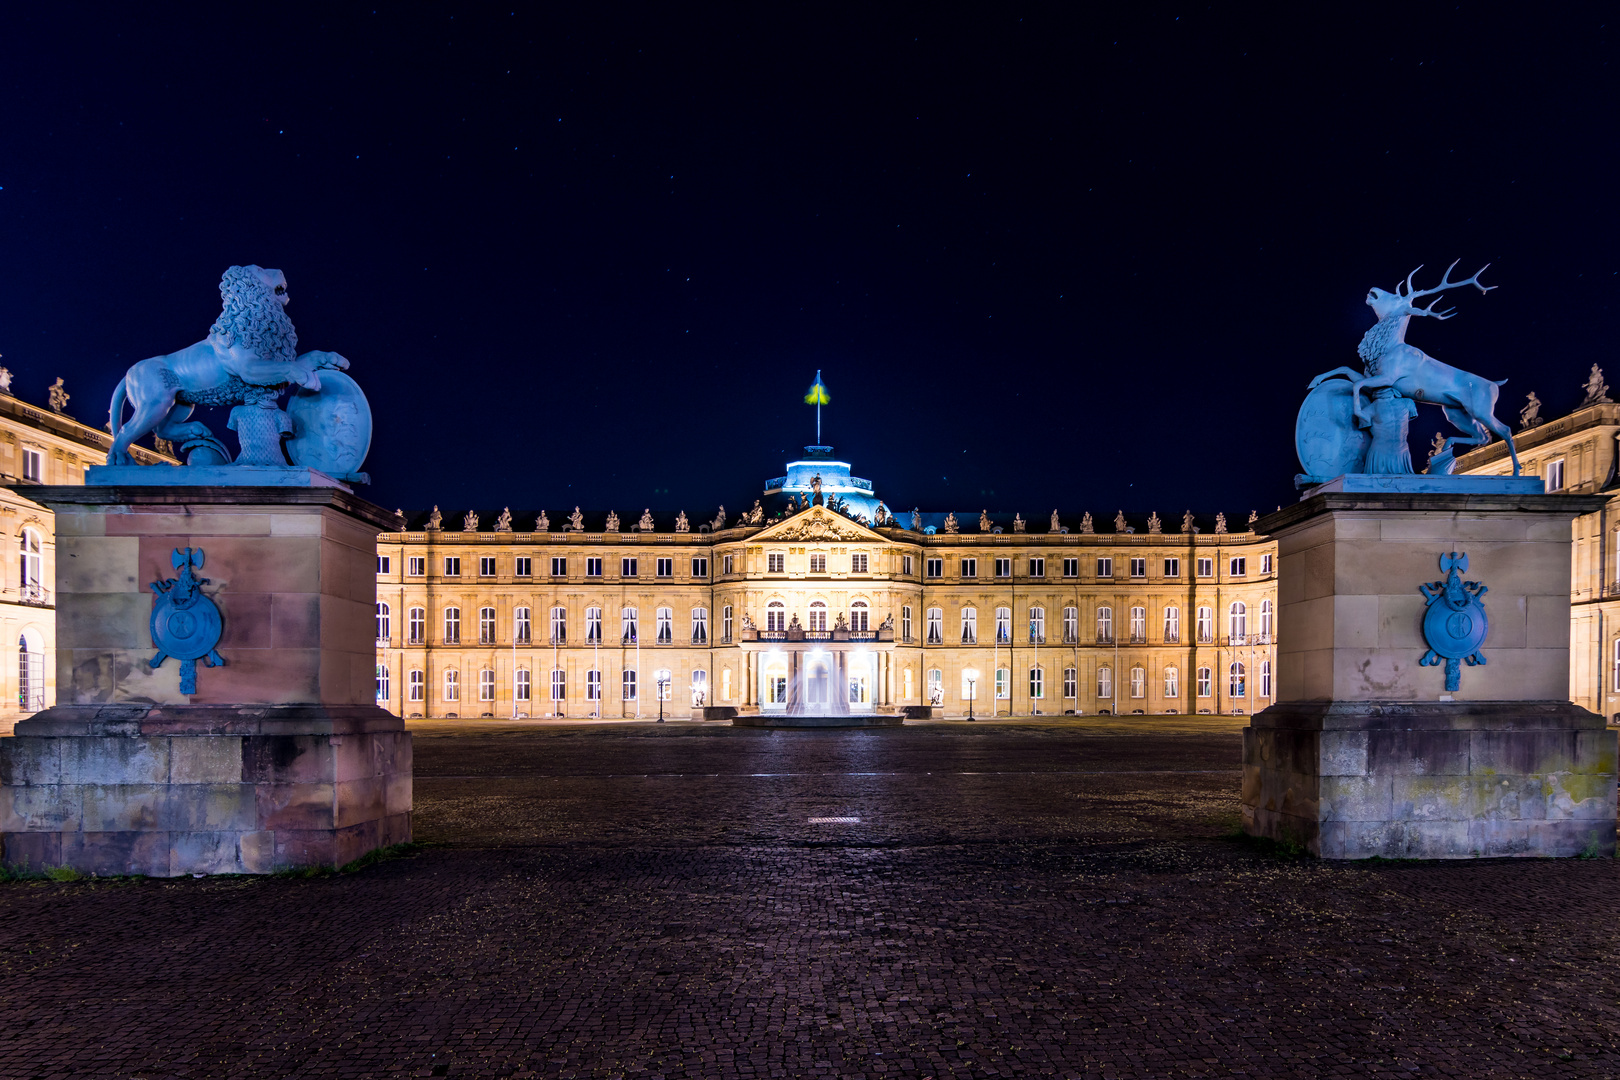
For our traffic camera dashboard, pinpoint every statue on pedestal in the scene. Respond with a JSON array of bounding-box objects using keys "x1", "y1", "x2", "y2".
[
  {"x1": 105, "y1": 265, "x2": 371, "y2": 482},
  {"x1": 1520, "y1": 392, "x2": 1544, "y2": 430},
  {"x1": 1298, "y1": 261, "x2": 1517, "y2": 486},
  {"x1": 495, "y1": 508, "x2": 513, "y2": 533},
  {"x1": 1581, "y1": 365, "x2": 1612, "y2": 407}
]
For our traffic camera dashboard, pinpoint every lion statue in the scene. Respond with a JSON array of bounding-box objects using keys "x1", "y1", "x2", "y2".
[{"x1": 107, "y1": 265, "x2": 348, "y2": 465}]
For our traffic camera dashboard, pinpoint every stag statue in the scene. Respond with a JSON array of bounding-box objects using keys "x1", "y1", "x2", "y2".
[{"x1": 1307, "y1": 261, "x2": 1518, "y2": 476}]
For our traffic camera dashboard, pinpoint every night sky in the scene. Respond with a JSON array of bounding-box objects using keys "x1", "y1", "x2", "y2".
[{"x1": 0, "y1": 6, "x2": 1614, "y2": 521}]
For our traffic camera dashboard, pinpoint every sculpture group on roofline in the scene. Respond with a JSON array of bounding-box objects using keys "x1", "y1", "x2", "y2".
[{"x1": 1296, "y1": 260, "x2": 1518, "y2": 487}]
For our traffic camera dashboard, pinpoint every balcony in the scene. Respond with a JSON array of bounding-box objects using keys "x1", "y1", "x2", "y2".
[
  {"x1": 18, "y1": 583, "x2": 49, "y2": 607},
  {"x1": 1096, "y1": 635, "x2": 1114, "y2": 646},
  {"x1": 1129, "y1": 635, "x2": 1147, "y2": 645}
]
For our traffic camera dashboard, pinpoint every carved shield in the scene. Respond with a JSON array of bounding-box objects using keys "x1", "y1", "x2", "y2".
[
  {"x1": 1295, "y1": 378, "x2": 1370, "y2": 480},
  {"x1": 151, "y1": 593, "x2": 224, "y2": 662}
]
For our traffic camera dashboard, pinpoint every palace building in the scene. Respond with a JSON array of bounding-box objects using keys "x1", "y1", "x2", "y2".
[{"x1": 375, "y1": 446, "x2": 1282, "y2": 719}]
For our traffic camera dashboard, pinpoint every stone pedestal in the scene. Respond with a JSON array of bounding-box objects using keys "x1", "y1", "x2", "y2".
[
  {"x1": 1244, "y1": 488, "x2": 1618, "y2": 858},
  {"x1": 0, "y1": 485, "x2": 410, "y2": 876}
]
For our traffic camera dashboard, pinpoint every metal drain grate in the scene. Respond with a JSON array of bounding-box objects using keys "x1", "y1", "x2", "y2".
[{"x1": 808, "y1": 816, "x2": 861, "y2": 824}]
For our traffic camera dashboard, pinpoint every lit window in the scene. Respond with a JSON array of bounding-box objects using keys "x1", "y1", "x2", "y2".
[
  {"x1": 587, "y1": 670, "x2": 602, "y2": 701},
  {"x1": 376, "y1": 601, "x2": 391, "y2": 643},
  {"x1": 376, "y1": 665, "x2": 390, "y2": 703},
  {"x1": 960, "y1": 606, "x2": 977, "y2": 644},
  {"x1": 1229, "y1": 602, "x2": 1247, "y2": 641},
  {"x1": 1229, "y1": 662, "x2": 1247, "y2": 698},
  {"x1": 21, "y1": 448, "x2": 41, "y2": 482},
  {"x1": 927, "y1": 668, "x2": 943, "y2": 705},
  {"x1": 1260, "y1": 661, "x2": 1273, "y2": 699},
  {"x1": 995, "y1": 668, "x2": 1009, "y2": 700},
  {"x1": 850, "y1": 600, "x2": 869, "y2": 633},
  {"x1": 622, "y1": 670, "x2": 637, "y2": 701},
  {"x1": 1029, "y1": 667, "x2": 1044, "y2": 700},
  {"x1": 851, "y1": 553, "x2": 868, "y2": 573},
  {"x1": 551, "y1": 669, "x2": 566, "y2": 702},
  {"x1": 1197, "y1": 606, "x2": 1214, "y2": 643},
  {"x1": 926, "y1": 607, "x2": 943, "y2": 644},
  {"x1": 1063, "y1": 606, "x2": 1078, "y2": 644},
  {"x1": 1261, "y1": 553, "x2": 1273, "y2": 574},
  {"x1": 691, "y1": 607, "x2": 708, "y2": 644},
  {"x1": 654, "y1": 669, "x2": 672, "y2": 701},
  {"x1": 768, "y1": 552, "x2": 785, "y2": 572},
  {"x1": 586, "y1": 607, "x2": 602, "y2": 643},
  {"x1": 901, "y1": 605, "x2": 913, "y2": 641},
  {"x1": 1029, "y1": 606, "x2": 1045, "y2": 643},
  {"x1": 444, "y1": 607, "x2": 461, "y2": 644},
  {"x1": 1096, "y1": 606, "x2": 1113, "y2": 643},
  {"x1": 409, "y1": 669, "x2": 424, "y2": 701},
  {"x1": 548, "y1": 606, "x2": 564, "y2": 644},
  {"x1": 1197, "y1": 667, "x2": 1212, "y2": 697},
  {"x1": 516, "y1": 669, "x2": 530, "y2": 701},
  {"x1": 809, "y1": 600, "x2": 827, "y2": 633},
  {"x1": 479, "y1": 607, "x2": 496, "y2": 644},
  {"x1": 995, "y1": 606, "x2": 1011, "y2": 644},
  {"x1": 515, "y1": 607, "x2": 532, "y2": 644},
  {"x1": 722, "y1": 605, "x2": 733, "y2": 643},
  {"x1": 479, "y1": 669, "x2": 495, "y2": 701},
  {"x1": 1164, "y1": 666, "x2": 1179, "y2": 698},
  {"x1": 409, "y1": 607, "x2": 425, "y2": 644},
  {"x1": 1547, "y1": 458, "x2": 1566, "y2": 491},
  {"x1": 1097, "y1": 666, "x2": 1112, "y2": 699},
  {"x1": 1164, "y1": 606, "x2": 1180, "y2": 643},
  {"x1": 1130, "y1": 606, "x2": 1145, "y2": 642},
  {"x1": 444, "y1": 669, "x2": 460, "y2": 702},
  {"x1": 1259, "y1": 600, "x2": 1273, "y2": 638},
  {"x1": 767, "y1": 601, "x2": 786, "y2": 633},
  {"x1": 622, "y1": 607, "x2": 639, "y2": 644},
  {"x1": 1096, "y1": 557, "x2": 1113, "y2": 578},
  {"x1": 1130, "y1": 666, "x2": 1146, "y2": 698},
  {"x1": 656, "y1": 607, "x2": 673, "y2": 644},
  {"x1": 691, "y1": 669, "x2": 708, "y2": 706}
]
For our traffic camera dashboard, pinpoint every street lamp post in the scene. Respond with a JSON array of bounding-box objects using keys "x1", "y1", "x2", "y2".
[
  {"x1": 966, "y1": 676, "x2": 976, "y2": 721},
  {"x1": 657, "y1": 671, "x2": 669, "y2": 722}
]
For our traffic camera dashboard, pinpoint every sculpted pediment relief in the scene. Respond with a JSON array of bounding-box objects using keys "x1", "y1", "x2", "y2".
[{"x1": 756, "y1": 507, "x2": 881, "y2": 544}]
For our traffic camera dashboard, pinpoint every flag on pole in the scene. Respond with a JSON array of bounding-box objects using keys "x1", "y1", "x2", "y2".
[{"x1": 804, "y1": 370, "x2": 830, "y2": 406}]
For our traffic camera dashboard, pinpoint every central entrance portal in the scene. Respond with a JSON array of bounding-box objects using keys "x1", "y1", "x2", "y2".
[{"x1": 807, "y1": 660, "x2": 830, "y2": 706}]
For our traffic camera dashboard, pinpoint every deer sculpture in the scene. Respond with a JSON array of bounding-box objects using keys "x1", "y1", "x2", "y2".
[{"x1": 1308, "y1": 261, "x2": 1519, "y2": 475}]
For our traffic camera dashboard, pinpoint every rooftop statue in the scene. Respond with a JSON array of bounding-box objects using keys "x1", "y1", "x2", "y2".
[
  {"x1": 637, "y1": 508, "x2": 654, "y2": 532},
  {"x1": 495, "y1": 507, "x2": 513, "y2": 533},
  {"x1": 1148, "y1": 511, "x2": 1162, "y2": 534},
  {"x1": 911, "y1": 508, "x2": 922, "y2": 531},
  {"x1": 568, "y1": 506, "x2": 584, "y2": 531},
  {"x1": 463, "y1": 510, "x2": 479, "y2": 532},
  {"x1": 979, "y1": 510, "x2": 992, "y2": 532},
  {"x1": 604, "y1": 510, "x2": 620, "y2": 533},
  {"x1": 943, "y1": 512, "x2": 959, "y2": 534},
  {"x1": 536, "y1": 510, "x2": 550, "y2": 532},
  {"x1": 48, "y1": 378, "x2": 69, "y2": 414},
  {"x1": 1080, "y1": 512, "x2": 1094, "y2": 535},
  {"x1": 1049, "y1": 509, "x2": 1060, "y2": 533},
  {"x1": 1181, "y1": 510, "x2": 1196, "y2": 534},
  {"x1": 1113, "y1": 511, "x2": 1127, "y2": 533},
  {"x1": 1215, "y1": 512, "x2": 1228, "y2": 535},
  {"x1": 1013, "y1": 513, "x2": 1025, "y2": 533},
  {"x1": 106, "y1": 265, "x2": 371, "y2": 482},
  {"x1": 1299, "y1": 261, "x2": 1517, "y2": 485},
  {"x1": 1520, "y1": 392, "x2": 1544, "y2": 430},
  {"x1": 745, "y1": 500, "x2": 764, "y2": 525},
  {"x1": 1580, "y1": 364, "x2": 1611, "y2": 407},
  {"x1": 426, "y1": 505, "x2": 442, "y2": 531},
  {"x1": 712, "y1": 505, "x2": 727, "y2": 530},
  {"x1": 675, "y1": 511, "x2": 690, "y2": 533}
]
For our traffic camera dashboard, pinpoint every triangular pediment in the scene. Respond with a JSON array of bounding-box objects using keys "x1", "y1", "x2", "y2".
[{"x1": 752, "y1": 505, "x2": 886, "y2": 544}]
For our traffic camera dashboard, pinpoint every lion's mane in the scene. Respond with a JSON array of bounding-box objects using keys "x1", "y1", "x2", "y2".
[{"x1": 208, "y1": 265, "x2": 297, "y2": 364}]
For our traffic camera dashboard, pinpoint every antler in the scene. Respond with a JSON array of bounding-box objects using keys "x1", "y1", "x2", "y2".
[{"x1": 1405, "y1": 260, "x2": 1496, "y2": 319}]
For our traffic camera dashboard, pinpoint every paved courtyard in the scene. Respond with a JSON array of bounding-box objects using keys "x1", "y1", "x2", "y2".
[{"x1": 3, "y1": 717, "x2": 1620, "y2": 1078}]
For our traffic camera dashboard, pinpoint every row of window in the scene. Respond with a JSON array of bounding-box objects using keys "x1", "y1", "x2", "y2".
[
  {"x1": 379, "y1": 551, "x2": 1275, "y2": 581},
  {"x1": 379, "y1": 598, "x2": 1277, "y2": 647},
  {"x1": 382, "y1": 660, "x2": 1273, "y2": 706}
]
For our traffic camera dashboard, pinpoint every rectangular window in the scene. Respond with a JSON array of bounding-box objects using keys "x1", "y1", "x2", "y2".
[
  {"x1": 1131, "y1": 666, "x2": 1146, "y2": 699},
  {"x1": 1029, "y1": 668, "x2": 1044, "y2": 700},
  {"x1": 622, "y1": 670, "x2": 638, "y2": 701},
  {"x1": 1164, "y1": 606, "x2": 1180, "y2": 643},
  {"x1": 1197, "y1": 557, "x2": 1213, "y2": 578},
  {"x1": 1165, "y1": 667, "x2": 1180, "y2": 698},
  {"x1": 479, "y1": 608, "x2": 496, "y2": 644},
  {"x1": 587, "y1": 670, "x2": 602, "y2": 701},
  {"x1": 1096, "y1": 557, "x2": 1113, "y2": 578},
  {"x1": 691, "y1": 557, "x2": 708, "y2": 578},
  {"x1": 901, "y1": 605, "x2": 913, "y2": 642},
  {"x1": 622, "y1": 608, "x2": 638, "y2": 644},
  {"x1": 960, "y1": 607, "x2": 977, "y2": 644},
  {"x1": 479, "y1": 669, "x2": 495, "y2": 701},
  {"x1": 406, "y1": 607, "x2": 425, "y2": 644},
  {"x1": 722, "y1": 605, "x2": 733, "y2": 643},
  {"x1": 444, "y1": 669, "x2": 460, "y2": 702},
  {"x1": 656, "y1": 607, "x2": 673, "y2": 644},
  {"x1": 1130, "y1": 606, "x2": 1146, "y2": 642},
  {"x1": 1097, "y1": 667, "x2": 1112, "y2": 699},
  {"x1": 926, "y1": 607, "x2": 943, "y2": 644},
  {"x1": 1063, "y1": 557, "x2": 1079, "y2": 578},
  {"x1": 1547, "y1": 458, "x2": 1566, "y2": 491},
  {"x1": 551, "y1": 669, "x2": 566, "y2": 702},
  {"x1": 1029, "y1": 607, "x2": 1045, "y2": 643},
  {"x1": 851, "y1": 553, "x2": 868, "y2": 573},
  {"x1": 586, "y1": 557, "x2": 602, "y2": 578},
  {"x1": 548, "y1": 607, "x2": 564, "y2": 644},
  {"x1": 376, "y1": 665, "x2": 390, "y2": 703},
  {"x1": 810, "y1": 553, "x2": 827, "y2": 573},
  {"x1": 1197, "y1": 667, "x2": 1213, "y2": 697},
  {"x1": 995, "y1": 669, "x2": 1010, "y2": 700},
  {"x1": 927, "y1": 557, "x2": 943, "y2": 579},
  {"x1": 408, "y1": 556, "x2": 425, "y2": 577},
  {"x1": 1097, "y1": 607, "x2": 1113, "y2": 643},
  {"x1": 515, "y1": 607, "x2": 532, "y2": 644},
  {"x1": 995, "y1": 607, "x2": 1011, "y2": 643},
  {"x1": 1197, "y1": 607, "x2": 1214, "y2": 643},
  {"x1": 903, "y1": 555, "x2": 914, "y2": 576},
  {"x1": 1028, "y1": 557, "x2": 1045, "y2": 578},
  {"x1": 548, "y1": 557, "x2": 565, "y2": 577},
  {"x1": 444, "y1": 608, "x2": 461, "y2": 645},
  {"x1": 995, "y1": 558, "x2": 1012, "y2": 578},
  {"x1": 656, "y1": 557, "x2": 673, "y2": 578},
  {"x1": 1261, "y1": 553, "x2": 1273, "y2": 574},
  {"x1": 927, "y1": 668, "x2": 943, "y2": 705},
  {"x1": 21, "y1": 448, "x2": 41, "y2": 482},
  {"x1": 1063, "y1": 667, "x2": 1077, "y2": 699},
  {"x1": 586, "y1": 607, "x2": 602, "y2": 643},
  {"x1": 409, "y1": 669, "x2": 424, "y2": 702},
  {"x1": 1230, "y1": 557, "x2": 1247, "y2": 577},
  {"x1": 515, "y1": 669, "x2": 530, "y2": 702},
  {"x1": 1063, "y1": 606, "x2": 1078, "y2": 644},
  {"x1": 692, "y1": 607, "x2": 709, "y2": 644},
  {"x1": 723, "y1": 554, "x2": 735, "y2": 575},
  {"x1": 768, "y1": 552, "x2": 785, "y2": 572},
  {"x1": 480, "y1": 556, "x2": 497, "y2": 577},
  {"x1": 622, "y1": 557, "x2": 638, "y2": 578},
  {"x1": 1130, "y1": 557, "x2": 1146, "y2": 578},
  {"x1": 1163, "y1": 557, "x2": 1180, "y2": 578},
  {"x1": 960, "y1": 558, "x2": 977, "y2": 579},
  {"x1": 377, "y1": 555, "x2": 391, "y2": 575},
  {"x1": 443, "y1": 556, "x2": 461, "y2": 577}
]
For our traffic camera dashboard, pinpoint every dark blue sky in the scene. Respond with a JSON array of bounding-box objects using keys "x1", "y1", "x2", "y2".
[{"x1": 0, "y1": 5, "x2": 1614, "y2": 519}]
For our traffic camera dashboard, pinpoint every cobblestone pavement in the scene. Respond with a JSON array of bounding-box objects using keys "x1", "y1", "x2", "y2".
[{"x1": 3, "y1": 717, "x2": 1620, "y2": 1078}]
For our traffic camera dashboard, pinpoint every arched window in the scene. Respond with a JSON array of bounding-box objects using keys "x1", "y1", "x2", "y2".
[
  {"x1": 927, "y1": 668, "x2": 943, "y2": 705},
  {"x1": 960, "y1": 606, "x2": 977, "y2": 644},
  {"x1": 1196, "y1": 606, "x2": 1213, "y2": 643},
  {"x1": 443, "y1": 668, "x2": 460, "y2": 701},
  {"x1": 1028, "y1": 667, "x2": 1044, "y2": 699},
  {"x1": 767, "y1": 600, "x2": 786, "y2": 633},
  {"x1": 548, "y1": 606, "x2": 564, "y2": 644},
  {"x1": 1063, "y1": 606, "x2": 1079, "y2": 644},
  {"x1": 1229, "y1": 661, "x2": 1247, "y2": 697},
  {"x1": 850, "y1": 600, "x2": 869, "y2": 633},
  {"x1": 514, "y1": 607, "x2": 532, "y2": 644},
  {"x1": 722, "y1": 605, "x2": 733, "y2": 642},
  {"x1": 1196, "y1": 667, "x2": 1212, "y2": 697},
  {"x1": 479, "y1": 669, "x2": 495, "y2": 701},
  {"x1": 376, "y1": 664, "x2": 390, "y2": 703},
  {"x1": 995, "y1": 606, "x2": 1011, "y2": 644},
  {"x1": 1163, "y1": 606, "x2": 1180, "y2": 643},
  {"x1": 691, "y1": 669, "x2": 708, "y2": 706},
  {"x1": 409, "y1": 607, "x2": 425, "y2": 644},
  {"x1": 1097, "y1": 665, "x2": 1113, "y2": 699},
  {"x1": 1164, "y1": 666, "x2": 1180, "y2": 698},
  {"x1": 926, "y1": 607, "x2": 943, "y2": 644},
  {"x1": 1097, "y1": 606, "x2": 1113, "y2": 643},
  {"x1": 1229, "y1": 602, "x2": 1247, "y2": 641},
  {"x1": 1130, "y1": 606, "x2": 1146, "y2": 642},
  {"x1": 443, "y1": 607, "x2": 461, "y2": 645},
  {"x1": 376, "y1": 601, "x2": 391, "y2": 643},
  {"x1": 1260, "y1": 660, "x2": 1273, "y2": 698},
  {"x1": 691, "y1": 607, "x2": 709, "y2": 644},
  {"x1": 479, "y1": 607, "x2": 496, "y2": 644},
  {"x1": 1028, "y1": 606, "x2": 1046, "y2": 643},
  {"x1": 809, "y1": 600, "x2": 828, "y2": 633},
  {"x1": 1130, "y1": 665, "x2": 1146, "y2": 698},
  {"x1": 515, "y1": 668, "x2": 531, "y2": 701},
  {"x1": 1259, "y1": 599, "x2": 1274, "y2": 638},
  {"x1": 18, "y1": 629, "x2": 43, "y2": 712},
  {"x1": 408, "y1": 669, "x2": 424, "y2": 702},
  {"x1": 586, "y1": 606, "x2": 602, "y2": 643},
  {"x1": 622, "y1": 607, "x2": 639, "y2": 643},
  {"x1": 622, "y1": 669, "x2": 638, "y2": 700},
  {"x1": 550, "y1": 669, "x2": 566, "y2": 702},
  {"x1": 656, "y1": 607, "x2": 673, "y2": 644},
  {"x1": 1063, "y1": 667, "x2": 1077, "y2": 698},
  {"x1": 586, "y1": 669, "x2": 602, "y2": 701}
]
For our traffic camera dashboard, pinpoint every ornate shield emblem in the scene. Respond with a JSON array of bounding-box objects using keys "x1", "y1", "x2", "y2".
[
  {"x1": 149, "y1": 547, "x2": 225, "y2": 694},
  {"x1": 1418, "y1": 551, "x2": 1489, "y2": 692}
]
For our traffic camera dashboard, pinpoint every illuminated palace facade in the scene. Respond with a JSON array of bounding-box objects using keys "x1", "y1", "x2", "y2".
[{"x1": 375, "y1": 447, "x2": 1281, "y2": 719}]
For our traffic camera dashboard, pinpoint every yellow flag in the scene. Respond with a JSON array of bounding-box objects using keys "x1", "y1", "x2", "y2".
[{"x1": 804, "y1": 370, "x2": 830, "y2": 406}]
